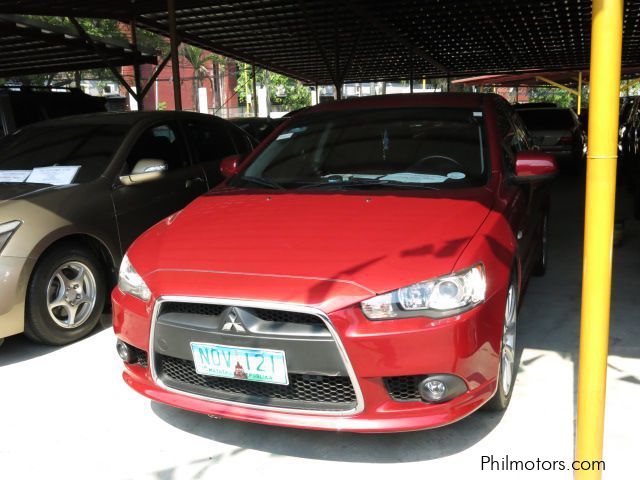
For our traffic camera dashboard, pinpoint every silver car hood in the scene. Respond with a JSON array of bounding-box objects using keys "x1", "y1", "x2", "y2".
[{"x1": 0, "y1": 183, "x2": 71, "y2": 203}]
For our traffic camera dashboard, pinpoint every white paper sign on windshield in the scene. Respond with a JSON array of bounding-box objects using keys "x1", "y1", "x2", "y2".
[
  {"x1": 26, "y1": 166, "x2": 81, "y2": 186},
  {"x1": 0, "y1": 170, "x2": 31, "y2": 183}
]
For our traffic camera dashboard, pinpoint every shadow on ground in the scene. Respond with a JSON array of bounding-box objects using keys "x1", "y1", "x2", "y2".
[
  {"x1": 151, "y1": 400, "x2": 505, "y2": 463},
  {"x1": 0, "y1": 313, "x2": 112, "y2": 367}
]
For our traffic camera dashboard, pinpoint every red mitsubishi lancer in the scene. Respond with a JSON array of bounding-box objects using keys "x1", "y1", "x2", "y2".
[{"x1": 112, "y1": 93, "x2": 557, "y2": 432}]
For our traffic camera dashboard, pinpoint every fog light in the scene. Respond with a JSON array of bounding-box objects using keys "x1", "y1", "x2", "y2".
[
  {"x1": 418, "y1": 374, "x2": 468, "y2": 403},
  {"x1": 116, "y1": 340, "x2": 136, "y2": 364},
  {"x1": 424, "y1": 380, "x2": 446, "y2": 400}
]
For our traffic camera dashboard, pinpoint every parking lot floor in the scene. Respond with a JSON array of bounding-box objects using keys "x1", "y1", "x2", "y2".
[{"x1": 0, "y1": 175, "x2": 638, "y2": 480}]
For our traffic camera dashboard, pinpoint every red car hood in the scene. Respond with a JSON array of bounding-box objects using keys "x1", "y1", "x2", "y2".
[{"x1": 130, "y1": 188, "x2": 494, "y2": 296}]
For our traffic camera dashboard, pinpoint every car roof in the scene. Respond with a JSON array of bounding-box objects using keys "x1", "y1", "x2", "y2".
[
  {"x1": 299, "y1": 93, "x2": 494, "y2": 116},
  {"x1": 20, "y1": 110, "x2": 222, "y2": 128}
]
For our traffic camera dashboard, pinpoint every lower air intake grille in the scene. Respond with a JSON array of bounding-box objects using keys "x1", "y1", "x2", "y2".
[
  {"x1": 136, "y1": 349, "x2": 148, "y2": 368},
  {"x1": 157, "y1": 355, "x2": 356, "y2": 411},
  {"x1": 384, "y1": 375, "x2": 426, "y2": 401}
]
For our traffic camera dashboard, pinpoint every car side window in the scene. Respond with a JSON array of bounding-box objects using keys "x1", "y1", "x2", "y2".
[
  {"x1": 183, "y1": 119, "x2": 237, "y2": 164},
  {"x1": 125, "y1": 123, "x2": 189, "y2": 174}
]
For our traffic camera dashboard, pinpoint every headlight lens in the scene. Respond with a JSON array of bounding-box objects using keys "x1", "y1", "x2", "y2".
[
  {"x1": 361, "y1": 264, "x2": 486, "y2": 320},
  {"x1": 118, "y1": 254, "x2": 151, "y2": 301},
  {"x1": 0, "y1": 220, "x2": 22, "y2": 253}
]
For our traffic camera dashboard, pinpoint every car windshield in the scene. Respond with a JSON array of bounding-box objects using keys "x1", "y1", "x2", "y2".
[
  {"x1": 234, "y1": 107, "x2": 488, "y2": 190},
  {"x1": 0, "y1": 124, "x2": 128, "y2": 184},
  {"x1": 519, "y1": 109, "x2": 576, "y2": 130}
]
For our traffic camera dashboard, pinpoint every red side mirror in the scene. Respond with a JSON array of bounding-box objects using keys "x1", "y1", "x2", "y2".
[
  {"x1": 220, "y1": 154, "x2": 242, "y2": 178},
  {"x1": 514, "y1": 151, "x2": 558, "y2": 182}
]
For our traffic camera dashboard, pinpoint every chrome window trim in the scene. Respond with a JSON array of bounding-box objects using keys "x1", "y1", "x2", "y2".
[{"x1": 149, "y1": 295, "x2": 365, "y2": 416}]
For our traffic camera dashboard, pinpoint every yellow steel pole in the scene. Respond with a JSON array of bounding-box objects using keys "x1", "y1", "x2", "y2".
[
  {"x1": 575, "y1": 1, "x2": 623, "y2": 479},
  {"x1": 577, "y1": 71, "x2": 583, "y2": 115}
]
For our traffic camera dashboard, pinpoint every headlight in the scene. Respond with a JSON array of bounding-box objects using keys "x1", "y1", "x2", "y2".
[
  {"x1": 0, "y1": 220, "x2": 22, "y2": 253},
  {"x1": 361, "y1": 264, "x2": 486, "y2": 320},
  {"x1": 118, "y1": 254, "x2": 151, "y2": 301}
]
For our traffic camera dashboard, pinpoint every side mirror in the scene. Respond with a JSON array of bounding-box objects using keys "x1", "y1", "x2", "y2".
[
  {"x1": 119, "y1": 158, "x2": 168, "y2": 186},
  {"x1": 512, "y1": 151, "x2": 558, "y2": 183},
  {"x1": 220, "y1": 154, "x2": 242, "y2": 178}
]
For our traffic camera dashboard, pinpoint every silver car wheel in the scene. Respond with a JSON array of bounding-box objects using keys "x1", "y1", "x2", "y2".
[
  {"x1": 501, "y1": 283, "x2": 517, "y2": 396},
  {"x1": 46, "y1": 261, "x2": 97, "y2": 329}
]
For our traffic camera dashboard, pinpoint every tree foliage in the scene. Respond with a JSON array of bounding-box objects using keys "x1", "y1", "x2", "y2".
[{"x1": 235, "y1": 64, "x2": 311, "y2": 112}]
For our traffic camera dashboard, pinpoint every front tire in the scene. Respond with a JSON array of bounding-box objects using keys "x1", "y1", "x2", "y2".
[
  {"x1": 483, "y1": 275, "x2": 518, "y2": 411},
  {"x1": 532, "y1": 212, "x2": 548, "y2": 276},
  {"x1": 25, "y1": 244, "x2": 106, "y2": 345}
]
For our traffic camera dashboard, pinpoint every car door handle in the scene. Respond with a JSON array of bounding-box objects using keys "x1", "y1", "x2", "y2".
[{"x1": 185, "y1": 177, "x2": 205, "y2": 188}]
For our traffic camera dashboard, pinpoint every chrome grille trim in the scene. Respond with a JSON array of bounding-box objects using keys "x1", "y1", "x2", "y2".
[{"x1": 149, "y1": 295, "x2": 365, "y2": 416}]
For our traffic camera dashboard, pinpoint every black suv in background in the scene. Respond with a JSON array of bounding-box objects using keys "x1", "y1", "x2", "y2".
[{"x1": 0, "y1": 86, "x2": 106, "y2": 136}]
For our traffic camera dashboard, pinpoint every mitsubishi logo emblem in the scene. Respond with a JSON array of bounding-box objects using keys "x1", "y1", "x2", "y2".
[{"x1": 221, "y1": 307, "x2": 246, "y2": 332}]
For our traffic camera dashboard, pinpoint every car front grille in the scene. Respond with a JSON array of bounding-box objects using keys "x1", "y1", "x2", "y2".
[
  {"x1": 160, "y1": 302, "x2": 324, "y2": 327},
  {"x1": 384, "y1": 375, "x2": 426, "y2": 402},
  {"x1": 162, "y1": 302, "x2": 225, "y2": 316},
  {"x1": 246, "y1": 307, "x2": 324, "y2": 326},
  {"x1": 152, "y1": 300, "x2": 360, "y2": 412},
  {"x1": 157, "y1": 354, "x2": 357, "y2": 410}
]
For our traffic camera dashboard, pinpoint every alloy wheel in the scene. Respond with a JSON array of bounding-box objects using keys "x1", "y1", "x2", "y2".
[
  {"x1": 501, "y1": 283, "x2": 517, "y2": 396},
  {"x1": 46, "y1": 261, "x2": 97, "y2": 329}
]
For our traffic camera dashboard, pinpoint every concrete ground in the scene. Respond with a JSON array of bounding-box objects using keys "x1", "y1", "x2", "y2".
[{"x1": 0, "y1": 175, "x2": 638, "y2": 480}]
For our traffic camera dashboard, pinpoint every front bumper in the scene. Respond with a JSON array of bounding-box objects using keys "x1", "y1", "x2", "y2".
[
  {"x1": 0, "y1": 256, "x2": 33, "y2": 338},
  {"x1": 113, "y1": 285, "x2": 505, "y2": 433}
]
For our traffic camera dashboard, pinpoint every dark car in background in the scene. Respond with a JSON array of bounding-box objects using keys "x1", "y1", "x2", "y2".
[
  {"x1": 0, "y1": 111, "x2": 255, "y2": 346},
  {"x1": 0, "y1": 86, "x2": 106, "y2": 137},
  {"x1": 229, "y1": 116, "x2": 285, "y2": 143},
  {"x1": 618, "y1": 95, "x2": 640, "y2": 217},
  {"x1": 516, "y1": 107, "x2": 586, "y2": 172}
]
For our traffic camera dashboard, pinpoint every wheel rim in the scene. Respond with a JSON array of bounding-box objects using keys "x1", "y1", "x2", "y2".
[
  {"x1": 46, "y1": 261, "x2": 97, "y2": 329},
  {"x1": 501, "y1": 283, "x2": 517, "y2": 396}
]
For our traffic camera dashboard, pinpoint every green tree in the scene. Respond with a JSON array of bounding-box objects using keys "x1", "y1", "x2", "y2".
[{"x1": 235, "y1": 64, "x2": 311, "y2": 113}]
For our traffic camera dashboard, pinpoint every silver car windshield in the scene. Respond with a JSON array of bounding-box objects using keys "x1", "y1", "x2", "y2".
[{"x1": 0, "y1": 124, "x2": 128, "y2": 184}]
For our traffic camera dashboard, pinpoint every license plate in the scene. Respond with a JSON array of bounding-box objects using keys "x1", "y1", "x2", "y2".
[{"x1": 190, "y1": 342, "x2": 288, "y2": 385}]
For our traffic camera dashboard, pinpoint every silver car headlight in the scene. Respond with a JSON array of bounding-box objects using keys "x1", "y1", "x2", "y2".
[
  {"x1": 361, "y1": 264, "x2": 486, "y2": 320},
  {"x1": 118, "y1": 254, "x2": 151, "y2": 301},
  {"x1": 0, "y1": 220, "x2": 22, "y2": 253}
]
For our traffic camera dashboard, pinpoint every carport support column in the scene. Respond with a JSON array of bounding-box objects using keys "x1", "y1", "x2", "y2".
[
  {"x1": 167, "y1": 0, "x2": 182, "y2": 111},
  {"x1": 252, "y1": 63, "x2": 258, "y2": 117},
  {"x1": 334, "y1": 83, "x2": 342, "y2": 100},
  {"x1": 575, "y1": 1, "x2": 623, "y2": 479},
  {"x1": 577, "y1": 71, "x2": 583, "y2": 115}
]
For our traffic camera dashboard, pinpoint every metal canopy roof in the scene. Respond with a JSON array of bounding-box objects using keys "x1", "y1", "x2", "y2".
[
  {"x1": 0, "y1": 14, "x2": 156, "y2": 77},
  {"x1": 1, "y1": 1, "x2": 640, "y2": 84},
  {"x1": 452, "y1": 67, "x2": 640, "y2": 88}
]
